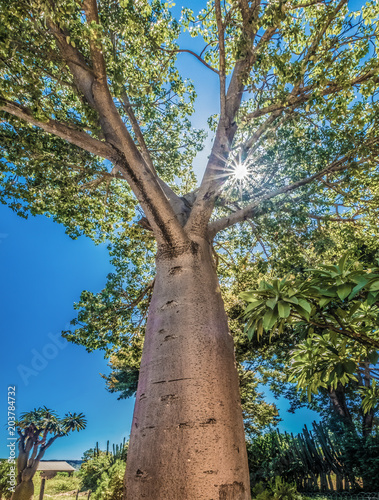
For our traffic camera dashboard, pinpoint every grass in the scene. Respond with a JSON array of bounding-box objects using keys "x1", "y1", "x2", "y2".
[{"x1": 32, "y1": 471, "x2": 90, "y2": 498}]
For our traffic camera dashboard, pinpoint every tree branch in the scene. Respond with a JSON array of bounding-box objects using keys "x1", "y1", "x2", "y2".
[
  {"x1": 158, "y1": 46, "x2": 219, "y2": 74},
  {"x1": 208, "y1": 143, "x2": 378, "y2": 235},
  {"x1": 244, "y1": 70, "x2": 379, "y2": 121},
  {"x1": 45, "y1": 3, "x2": 189, "y2": 248},
  {"x1": 305, "y1": 318, "x2": 379, "y2": 349},
  {"x1": 215, "y1": 0, "x2": 226, "y2": 120},
  {"x1": 0, "y1": 99, "x2": 117, "y2": 161},
  {"x1": 186, "y1": 23, "x2": 278, "y2": 236}
]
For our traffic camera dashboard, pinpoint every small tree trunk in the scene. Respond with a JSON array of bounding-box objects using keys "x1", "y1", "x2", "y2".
[{"x1": 124, "y1": 237, "x2": 250, "y2": 499}]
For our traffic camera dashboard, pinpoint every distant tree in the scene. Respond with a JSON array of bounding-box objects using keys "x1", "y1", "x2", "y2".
[{"x1": 12, "y1": 407, "x2": 86, "y2": 500}]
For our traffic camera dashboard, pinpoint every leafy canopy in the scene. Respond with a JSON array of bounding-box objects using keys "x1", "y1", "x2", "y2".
[
  {"x1": 241, "y1": 255, "x2": 379, "y2": 412},
  {"x1": 1, "y1": 1, "x2": 379, "y2": 421}
]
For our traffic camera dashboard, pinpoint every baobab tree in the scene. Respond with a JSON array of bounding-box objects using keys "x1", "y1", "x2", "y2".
[
  {"x1": 12, "y1": 407, "x2": 86, "y2": 500},
  {"x1": 1, "y1": 0, "x2": 379, "y2": 498}
]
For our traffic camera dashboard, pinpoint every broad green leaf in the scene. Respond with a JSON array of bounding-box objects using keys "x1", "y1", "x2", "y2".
[
  {"x1": 263, "y1": 309, "x2": 278, "y2": 331},
  {"x1": 348, "y1": 278, "x2": 370, "y2": 300},
  {"x1": 368, "y1": 351, "x2": 379, "y2": 364},
  {"x1": 342, "y1": 360, "x2": 356, "y2": 374},
  {"x1": 338, "y1": 253, "x2": 349, "y2": 274},
  {"x1": 298, "y1": 299, "x2": 311, "y2": 313},
  {"x1": 337, "y1": 283, "x2": 352, "y2": 300},
  {"x1": 368, "y1": 280, "x2": 379, "y2": 291},
  {"x1": 266, "y1": 297, "x2": 278, "y2": 309},
  {"x1": 245, "y1": 300, "x2": 264, "y2": 313},
  {"x1": 293, "y1": 305, "x2": 310, "y2": 321},
  {"x1": 240, "y1": 292, "x2": 261, "y2": 302},
  {"x1": 367, "y1": 293, "x2": 377, "y2": 306},
  {"x1": 319, "y1": 297, "x2": 332, "y2": 308},
  {"x1": 283, "y1": 296, "x2": 299, "y2": 305},
  {"x1": 278, "y1": 301, "x2": 291, "y2": 318}
]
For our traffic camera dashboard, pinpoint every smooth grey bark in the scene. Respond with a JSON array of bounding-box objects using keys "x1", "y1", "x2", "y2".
[{"x1": 124, "y1": 236, "x2": 250, "y2": 500}]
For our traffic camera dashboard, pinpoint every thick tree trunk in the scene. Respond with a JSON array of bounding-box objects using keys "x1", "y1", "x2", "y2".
[
  {"x1": 11, "y1": 479, "x2": 34, "y2": 500},
  {"x1": 12, "y1": 455, "x2": 38, "y2": 500},
  {"x1": 124, "y1": 237, "x2": 250, "y2": 499}
]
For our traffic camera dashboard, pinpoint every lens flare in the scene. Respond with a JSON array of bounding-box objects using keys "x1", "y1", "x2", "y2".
[{"x1": 233, "y1": 162, "x2": 249, "y2": 180}]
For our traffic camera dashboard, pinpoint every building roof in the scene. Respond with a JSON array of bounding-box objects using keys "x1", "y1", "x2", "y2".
[{"x1": 37, "y1": 461, "x2": 76, "y2": 472}]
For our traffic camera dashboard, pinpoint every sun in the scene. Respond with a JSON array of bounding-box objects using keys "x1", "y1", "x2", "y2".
[{"x1": 233, "y1": 162, "x2": 249, "y2": 181}]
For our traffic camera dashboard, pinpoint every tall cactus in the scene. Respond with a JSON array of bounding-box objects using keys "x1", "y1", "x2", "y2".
[{"x1": 256, "y1": 422, "x2": 363, "y2": 492}]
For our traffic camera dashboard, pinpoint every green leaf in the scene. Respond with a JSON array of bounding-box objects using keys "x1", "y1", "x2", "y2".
[
  {"x1": 338, "y1": 253, "x2": 349, "y2": 273},
  {"x1": 342, "y1": 360, "x2": 356, "y2": 374},
  {"x1": 266, "y1": 297, "x2": 278, "y2": 309},
  {"x1": 263, "y1": 309, "x2": 278, "y2": 331},
  {"x1": 246, "y1": 321, "x2": 257, "y2": 340},
  {"x1": 368, "y1": 280, "x2": 379, "y2": 291},
  {"x1": 298, "y1": 299, "x2": 311, "y2": 313},
  {"x1": 240, "y1": 291, "x2": 261, "y2": 302},
  {"x1": 318, "y1": 289, "x2": 338, "y2": 297},
  {"x1": 367, "y1": 293, "x2": 377, "y2": 306},
  {"x1": 293, "y1": 305, "x2": 310, "y2": 320},
  {"x1": 278, "y1": 301, "x2": 291, "y2": 318},
  {"x1": 368, "y1": 351, "x2": 379, "y2": 364},
  {"x1": 337, "y1": 283, "x2": 352, "y2": 300},
  {"x1": 244, "y1": 300, "x2": 264, "y2": 313},
  {"x1": 319, "y1": 297, "x2": 332, "y2": 308},
  {"x1": 257, "y1": 321, "x2": 264, "y2": 339},
  {"x1": 283, "y1": 296, "x2": 299, "y2": 305},
  {"x1": 348, "y1": 278, "x2": 369, "y2": 300}
]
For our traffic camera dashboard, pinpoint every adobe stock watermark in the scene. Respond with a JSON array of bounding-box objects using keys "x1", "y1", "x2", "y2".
[
  {"x1": 17, "y1": 331, "x2": 68, "y2": 386},
  {"x1": 7, "y1": 386, "x2": 17, "y2": 494}
]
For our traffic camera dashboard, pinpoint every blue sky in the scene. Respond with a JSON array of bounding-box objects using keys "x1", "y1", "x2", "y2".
[{"x1": 0, "y1": 0, "x2": 342, "y2": 460}]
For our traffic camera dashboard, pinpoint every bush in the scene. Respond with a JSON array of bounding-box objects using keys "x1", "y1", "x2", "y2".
[
  {"x1": 93, "y1": 460, "x2": 126, "y2": 500},
  {"x1": 253, "y1": 477, "x2": 302, "y2": 500},
  {"x1": 79, "y1": 453, "x2": 113, "y2": 491},
  {"x1": 270, "y1": 477, "x2": 302, "y2": 500},
  {"x1": 0, "y1": 460, "x2": 14, "y2": 499}
]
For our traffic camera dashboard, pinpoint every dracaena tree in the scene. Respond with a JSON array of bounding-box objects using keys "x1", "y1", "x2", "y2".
[
  {"x1": 1, "y1": 0, "x2": 379, "y2": 498},
  {"x1": 13, "y1": 407, "x2": 86, "y2": 500}
]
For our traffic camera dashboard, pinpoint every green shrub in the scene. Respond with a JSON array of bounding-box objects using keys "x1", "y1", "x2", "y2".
[
  {"x1": 93, "y1": 460, "x2": 125, "y2": 500},
  {"x1": 256, "y1": 489, "x2": 275, "y2": 500},
  {"x1": 270, "y1": 477, "x2": 302, "y2": 500},
  {"x1": 79, "y1": 454, "x2": 113, "y2": 491},
  {"x1": 252, "y1": 481, "x2": 267, "y2": 497},
  {"x1": 253, "y1": 477, "x2": 302, "y2": 500},
  {"x1": 0, "y1": 460, "x2": 14, "y2": 499}
]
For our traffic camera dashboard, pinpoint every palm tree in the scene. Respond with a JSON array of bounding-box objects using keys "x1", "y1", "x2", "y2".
[{"x1": 12, "y1": 407, "x2": 86, "y2": 500}]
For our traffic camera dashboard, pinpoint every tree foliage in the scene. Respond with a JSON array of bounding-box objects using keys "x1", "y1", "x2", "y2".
[
  {"x1": 1, "y1": 1, "x2": 379, "y2": 492},
  {"x1": 1, "y1": 0, "x2": 378, "y2": 355},
  {"x1": 242, "y1": 254, "x2": 379, "y2": 408}
]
